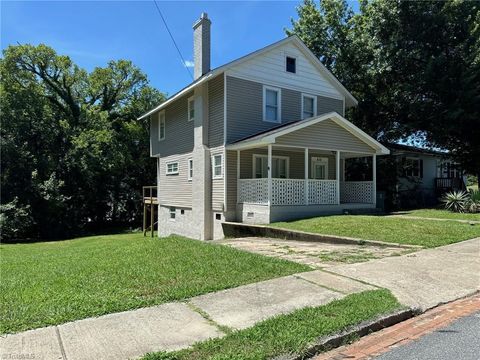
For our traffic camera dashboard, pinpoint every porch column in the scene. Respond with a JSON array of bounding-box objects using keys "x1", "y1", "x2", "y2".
[
  {"x1": 304, "y1": 148, "x2": 309, "y2": 205},
  {"x1": 268, "y1": 145, "x2": 272, "y2": 206},
  {"x1": 372, "y1": 154, "x2": 377, "y2": 206},
  {"x1": 236, "y1": 150, "x2": 240, "y2": 204},
  {"x1": 336, "y1": 151, "x2": 340, "y2": 204}
]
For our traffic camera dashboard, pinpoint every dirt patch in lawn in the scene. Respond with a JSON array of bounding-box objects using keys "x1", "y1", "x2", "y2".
[{"x1": 215, "y1": 237, "x2": 415, "y2": 268}]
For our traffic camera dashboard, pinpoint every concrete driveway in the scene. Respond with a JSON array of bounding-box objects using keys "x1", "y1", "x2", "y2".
[{"x1": 215, "y1": 237, "x2": 414, "y2": 268}]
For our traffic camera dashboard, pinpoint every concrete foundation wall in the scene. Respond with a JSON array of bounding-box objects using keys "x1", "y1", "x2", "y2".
[
  {"x1": 236, "y1": 203, "x2": 377, "y2": 225},
  {"x1": 158, "y1": 206, "x2": 200, "y2": 239}
]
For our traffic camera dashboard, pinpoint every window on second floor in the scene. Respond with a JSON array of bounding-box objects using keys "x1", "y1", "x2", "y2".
[
  {"x1": 158, "y1": 111, "x2": 165, "y2": 140},
  {"x1": 302, "y1": 94, "x2": 317, "y2": 119},
  {"x1": 188, "y1": 97, "x2": 195, "y2": 121},
  {"x1": 166, "y1": 161, "x2": 179, "y2": 175},
  {"x1": 263, "y1": 86, "x2": 281, "y2": 123}
]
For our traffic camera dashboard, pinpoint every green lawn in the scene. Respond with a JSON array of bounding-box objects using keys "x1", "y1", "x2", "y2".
[
  {"x1": 144, "y1": 289, "x2": 401, "y2": 360},
  {"x1": 272, "y1": 215, "x2": 480, "y2": 248},
  {"x1": 0, "y1": 233, "x2": 309, "y2": 334},
  {"x1": 399, "y1": 209, "x2": 480, "y2": 221}
]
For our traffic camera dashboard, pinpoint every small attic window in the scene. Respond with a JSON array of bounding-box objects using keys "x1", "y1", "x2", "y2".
[{"x1": 286, "y1": 56, "x2": 296, "y2": 73}]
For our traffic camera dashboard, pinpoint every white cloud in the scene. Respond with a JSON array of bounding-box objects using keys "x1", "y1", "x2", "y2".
[{"x1": 184, "y1": 60, "x2": 194, "y2": 68}]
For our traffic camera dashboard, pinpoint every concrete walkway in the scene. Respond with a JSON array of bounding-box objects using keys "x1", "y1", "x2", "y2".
[
  {"x1": 2, "y1": 238, "x2": 478, "y2": 360},
  {"x1": 0, "y1": 270, "x2": 371, "y2": 360},
  {"x1": 327, "y1": 237, "x2": 480, "y2": 310}
]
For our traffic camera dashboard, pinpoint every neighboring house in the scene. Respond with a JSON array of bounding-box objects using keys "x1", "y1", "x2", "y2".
[
  {"x1": 139, "y1": 13, "x2": 389, "y2": 240},
  {"x1": 377, "y1": 143, "x2": 466, "y2": 209}
]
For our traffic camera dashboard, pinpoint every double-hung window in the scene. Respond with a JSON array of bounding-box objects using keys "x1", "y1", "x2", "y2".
[
  {"x1": 302, "y1": 94, "x2": 317, "y2": 119},
  {"x1": 158, "y1": 111, "x2": 166, "y2": 140},
  {"x1": 212, "y1": 154, "x2": 223, "y2": 179},
  {"x1": 166, "y1": 161, "x2": 179, "y2": 175},
  {"x1": 188, "y1": 97, "x2": 195, "y2": 121},
  {"x1": 263, "y1": 86, "x2": 281, "y2": 123},
  {"x1": 253, "y1": 155, "x2": 289, "y2": 179},
  {"x1": 404, "y1": 158, "x2": 421, "y2": 177}
]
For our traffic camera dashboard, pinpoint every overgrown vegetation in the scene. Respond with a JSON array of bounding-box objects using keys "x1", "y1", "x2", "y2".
[
  {"x1": 143, "y1": 290, "x2": 401, "y2": 360},
  {"x1": 0, "y1": 44, "x2": 165, "y2": 241},
  {"x1": 0, "y1": 233, "x2": 309, "y2": 334},
  {"x1": 272, "y1": 215, "x2": 480, "y2": 248},
  {"x1": 288, "y1": 0, "x2": 480, "y2": 183}
]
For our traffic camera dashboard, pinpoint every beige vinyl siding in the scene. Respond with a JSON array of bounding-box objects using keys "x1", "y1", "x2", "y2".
[
  {"x1": 317, "y1": 95, "x2": 344, "y2": 117},
  {"x1": 211, "y1": 147, "x2": 225, "y2": 211},
  {"x1": 227, "y1": 41, "x2": 343, "y2": 99},
  {"x1": 276, "y1": 119, "x2": 375, "y2": 154},
  {"x1": 208, "y1": 76, "x2": 224, "y2": 147},
  {"x1": 150, "y1": 92, "x2": 194, "y2": 157},
  {"x1": 226, "y1": 150, "x2": 237, "y2": 212},
  {"x1": 159, "y1": 153, "x2": 193, "y2": 207}
]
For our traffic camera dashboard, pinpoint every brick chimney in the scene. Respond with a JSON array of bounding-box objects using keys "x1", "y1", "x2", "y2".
[{"x1": 193, "y1": 12, "x2": 211, "y2": 80}]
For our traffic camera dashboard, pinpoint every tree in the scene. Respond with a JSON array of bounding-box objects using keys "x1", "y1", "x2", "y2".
[
  {"x1": 288, "y1": 0, "x2": 480, "y2": 181},
  {"x1": 1, "y1": 44, "x2": 165, "y2": 240}
]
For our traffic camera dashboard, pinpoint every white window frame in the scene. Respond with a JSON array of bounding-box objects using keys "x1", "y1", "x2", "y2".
[
  {"x1": 311, "y1": 157, "x2": 329, "y2": 179},
  {"x1": 169, "y1": 207, "x2": 176, "y2": 221},
  {"x1": 284, "y1": 53, "x2": 297, "y2": 74},
  {"x1": 301, "y1": 93, "x2": 317, "y2": 120},
  {"x1": 252, "y1": 154, "x2": 290, "y2": 179},
  {"x1": 404, "y1": 157, "x2": 421, "y2": 177},
  {"x1": 158, "y1": 110, "x2": 165, "y2": 141},
  {"x1": 188, "y1": 96, "x2": 195, "y2": 122},
  {"x1": 212, "y1": 154, "x2": 223, "y2": 179},
  {"x1": 188, "y1": 158, "x2": 193, "y2": 181},
  {"x1": 262, "y1": 85, "x2": 281, "y2": 123},
  {"x1": 166, "y1": 161, "x2": 179, "y2": 175}
]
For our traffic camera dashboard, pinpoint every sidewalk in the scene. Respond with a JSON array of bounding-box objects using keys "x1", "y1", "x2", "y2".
[
  {"x1": 1, "y1": 238, "x2": 478, "y2": 360},
  {"x1": 0, "y1": 270, "x2": 372, "y2": 360},
  {"x1": 326, "y1": 237, "x2": 480, "y2": 310}
]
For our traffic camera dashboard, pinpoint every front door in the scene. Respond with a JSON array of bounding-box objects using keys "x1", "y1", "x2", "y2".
[{"x1": 312, "y1": 157, "x2": 328, "y2": 179}]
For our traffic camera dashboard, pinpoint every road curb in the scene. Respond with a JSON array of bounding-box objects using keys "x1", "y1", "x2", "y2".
[
  {"x1": 222, "y1": 222, "x2": 421, "y2": 249},
  {"x1": 274, "y1": 308, "x2": 418, "y2": 360}
]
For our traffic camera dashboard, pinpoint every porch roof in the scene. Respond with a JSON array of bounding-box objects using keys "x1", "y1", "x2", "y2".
[{"x1": 226, "y1": 112, "x2": 390, "y2": 155}]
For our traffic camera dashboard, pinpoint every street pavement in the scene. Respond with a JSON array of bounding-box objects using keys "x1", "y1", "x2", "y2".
[{"x1": 374, "y1": 311, "x2": 480, "y2": 360}]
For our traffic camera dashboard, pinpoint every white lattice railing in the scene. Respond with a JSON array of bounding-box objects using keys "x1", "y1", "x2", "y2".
[
  {"x1": 272, "y1": 179, "x2": 306, "y2": 205},
  {"x1": 340, "y1": 181, "x2": 374, "y2": 203},
  {"x1": 238, "y1": 178, "x2": 340, "y2": 205},
  {"x1": 308, "y1": 180, "x2": 337, "y2": 204},
  {"x1": 237, "y1": 178, "x2": 269, "y2": 204}
]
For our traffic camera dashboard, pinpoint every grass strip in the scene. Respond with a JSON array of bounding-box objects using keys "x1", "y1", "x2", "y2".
[{"x1": 144, "y1": 289, "x2": 401, "y2": 360}]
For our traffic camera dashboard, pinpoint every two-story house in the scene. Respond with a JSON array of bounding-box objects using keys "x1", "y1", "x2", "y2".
[{"x1": 139, "y1": 13, "x2": 389, "y2": 240}]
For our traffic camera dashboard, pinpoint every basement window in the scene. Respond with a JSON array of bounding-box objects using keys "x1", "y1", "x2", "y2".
[
  {"x1": 169, "y1": 207, "x2": 176, "y2": 220},
  {"x1": 286, "y1": 56, "x2": 296, "y2": 73}
]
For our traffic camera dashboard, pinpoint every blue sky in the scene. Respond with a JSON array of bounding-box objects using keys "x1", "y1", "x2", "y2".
[{"x1": 1, "y1": 1, "x2": 358, "y2": 96}]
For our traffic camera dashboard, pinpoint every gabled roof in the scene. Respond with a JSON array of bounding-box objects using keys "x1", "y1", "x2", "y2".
[
  {"x1": 138, "y1": 35, "x2": 357, "y2": 120},
  {"x1": 226, "y1": 112, "x2": 390, "y2": 155}
]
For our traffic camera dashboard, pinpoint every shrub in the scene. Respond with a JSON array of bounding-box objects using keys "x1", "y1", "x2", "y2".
[
  {"x1": 466, "y1": 189, "x2": 480, "y2": 213},
  {"x1": 441, "y1": 190, "x2": 469, "y2": 213},
  {"x1": 0, "y1": 197, "x2": 35, "y2": 241}
]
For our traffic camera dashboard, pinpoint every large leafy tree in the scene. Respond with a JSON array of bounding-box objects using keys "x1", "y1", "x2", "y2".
[
  {"x1": 1, "y1": 44, "x2": 165, "y2": 240},
  {"x1": 288, "y1": 0, "x2": 480, "y2": 181}
]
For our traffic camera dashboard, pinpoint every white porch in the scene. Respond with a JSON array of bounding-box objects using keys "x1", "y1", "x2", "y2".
[{"x1": 226, "y1": 112, "x2": 389, "y2": 224}]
